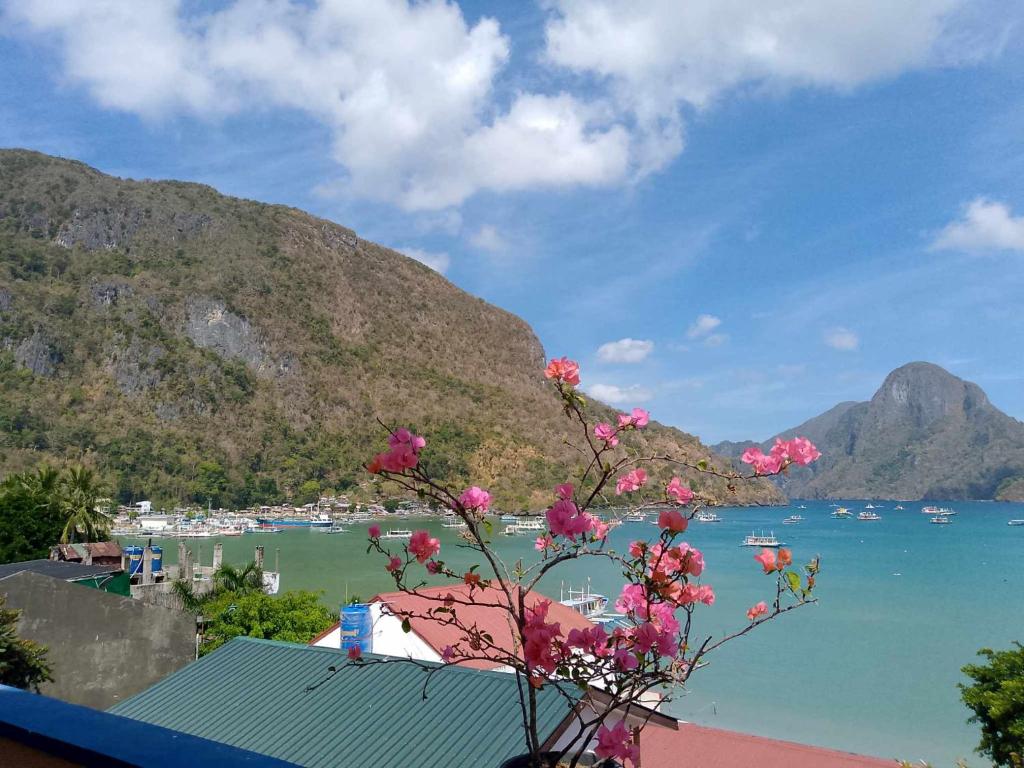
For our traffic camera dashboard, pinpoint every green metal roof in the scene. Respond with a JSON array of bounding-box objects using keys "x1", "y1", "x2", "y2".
[{"x1": 109, "y1": 637, "x2": 579, "y2": 768}]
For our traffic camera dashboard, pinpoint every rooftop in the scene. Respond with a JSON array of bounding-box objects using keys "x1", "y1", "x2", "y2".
[
  {"x1": 0, "y1": 684, "x2": 298, "y2": 768},
  {"x1": 312, "y1": 583, "x2": 596, "y2": 670},
  {"x1": 0, "y1": 558, "x2": 123, "y2": 581},
  {"x1": 110, "y1": 636, "x2": 578, "y2": 768},
  {"x1": 640, "y1": 720, "x2": 897, "y2": 768}
]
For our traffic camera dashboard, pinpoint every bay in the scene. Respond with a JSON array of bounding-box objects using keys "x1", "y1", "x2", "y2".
[{"x1": 128, "y1": 499, "x2": 1024, "y2": 766}]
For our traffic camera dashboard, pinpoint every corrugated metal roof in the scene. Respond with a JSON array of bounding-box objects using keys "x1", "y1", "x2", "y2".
[
  {"x1": 0, "y1": 558, "x2": 123, "y2": 581},
  {"x1": 110, "y1": 637, "x2": 578, "y2": 768}
]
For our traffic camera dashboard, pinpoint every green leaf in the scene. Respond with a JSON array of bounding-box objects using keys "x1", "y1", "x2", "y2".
[
  {"x1": 697, "y1": 459, "x2": 708, "y2": 470},
  {"x1": 785, "y1": 571, "x2": 801, "y2": 594},
  {"x1": 401, "y1": 617, "x2": 411, "y2": 633},
  {"x1": 483, "y1": 519, "x2": 493, "y2": 536}
]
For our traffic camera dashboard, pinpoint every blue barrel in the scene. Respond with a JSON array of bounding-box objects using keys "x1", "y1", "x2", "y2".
[
  {"x1": 340, "y1": 604, "x2": 372, "y2": 653},
  {"x1": 124, "y1": 546, "x2": 143, "y2": 576},
  {"x1": 150, "y1": 546, "x2": 163, "y2": 574}
]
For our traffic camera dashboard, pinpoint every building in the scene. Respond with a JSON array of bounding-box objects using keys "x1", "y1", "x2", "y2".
[
  {"x1": 0, "y1": 684, "x2": 297, "y2": 768},
  {"x1": 109, "y1": 637, "x2": 581, "y2": 768},
  {"x1": 310, "y1": 583, "x2": 596, "y2": 670},
  {"x1": 0, "y1": 558, "x2": 129, "y2": 596},
  {"x1": 1, "y1": 570, "x2": 197, "y2": 709},
  {"x1": 52, "y1": 541, "x2": 123, "y2": 567}
]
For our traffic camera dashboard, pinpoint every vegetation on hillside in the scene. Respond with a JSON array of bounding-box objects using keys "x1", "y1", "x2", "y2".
[
  {"x1": 0, "y1": 465, "x2": 112, "y2": 563},
  {"x1": 961, "y1": 643, "x2": 1024, "y2": 767},
  {"x1": 0, "y1": 595, "x2": 52, "y2": 691},
  {"x1": 0, "y1": 149, "x2": 780, "y2": 510}
]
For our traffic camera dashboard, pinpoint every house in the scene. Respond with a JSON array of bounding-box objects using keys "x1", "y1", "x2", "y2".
[
  {"x1": 1, "y1": 570, "x2": 196, "y2": 709},
  {"x1": 0, "y1": 684, "x2": 297, "y2": 767},
  {"x1": 109, "y1": 637, "x2": 582, "y2": 768},
  {"x1": 310, "y1": 583, "x2": 596, "y2": 670},
  {"x1": 0, "y1": 558, "x2": 129, "y2": 596},
  {"x1": 53, "y1": 541, "x2": 123, "y2": 567}
]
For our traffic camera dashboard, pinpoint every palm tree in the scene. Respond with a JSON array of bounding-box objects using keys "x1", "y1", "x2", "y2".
[
  {"x1": 58, "y1": 466, "x2": 113, "y2": 544},
  {"x1": 213, "y1": 561, "x2": 264, "y2": 595}
]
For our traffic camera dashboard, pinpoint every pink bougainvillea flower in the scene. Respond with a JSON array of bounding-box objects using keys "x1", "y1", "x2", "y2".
[
  {"x1": 595, "y1": 721, "x2": 640, "y2": 765},
  {"x1": 522, "y1": 600, "x2": 566, "y2": 677},
  {"x1": 612, "y1": 646, "x2": 639, "y2": 671},
  {"x1": 534, "y1": 534, "x2": 554, "y2": 552},
  {"x1": 747, "y1": 600, "x2": 769, "y2": 622},
  {"x1": 389, "y1": 427, "x2": 426, "y2": 453},
  {"x1": 754, "y1": 548, "x2": 777, "y2": 574},
  {"x1": 616, "y1": 407, "x2": 650, "y2": 430},
  {"x1": 347, "y1": 645, "x2": 361, "y2": 661},
  {"x1": 594, "y1": 422, "x2": 619, "y2": 447},
  {"x1": 441, "y1": 645, "x2": 455, "y2": 662},
  {"x1": 463, "y1": 571, "x2": 481, "y2": 587},
  {"x1": 615, "y1": 583, "x2": 649, "y2": 617},
  {"x1": 546, "y1": 498, "x2": 591, "y2": 540},
  {"x1": 740, "y1": 446, "x2": 785, "y2": 475},
  {"x1": 368, "y1": 524, "x2": 381, "y2": 539},
  {"x1": 666, "y1": 477, "x2": 694, "y2": 504},
  {"x1": 458, "y1": 486, "x2": 492, "y2": 513},
  {"x1": 408, "y1": 530, "x2": 440, "y2": 563},
  {"x1": 658, "y1": 508, "x2": 688, "y2": 533},
  {"x1": 544, "y1": 356, "x2": 581, "y2": 386},
  {"x1": 632, "y1": 622, "x2": 660, "y2": 655},
  {"x1": 425, "y1": 560, "x2": 441, "y2": 575},
  {"x1": 785, "y1": 436, "x2": 821, "y2": 465},
  {"x1": 777, "y1": 548, "x2": 792, "y2": 568},
  {"x1": 555, "y1": 483, "x2": 574, "y2": 500},
  {"x1": 615, "y1": 468, "x2": 648, "y2": 495},
  {"x1": 587, "y1": 514, "x2": 610, "y2": 541},
  {"x1": 385, "y1": 556, "x2": 402, "y2": 573},
  {"x1": 696, "y1": 584, "x2": 715, "y2": 605},
  {"x1": 628, "y1": 540, "x2": 646, "y2": 558}
]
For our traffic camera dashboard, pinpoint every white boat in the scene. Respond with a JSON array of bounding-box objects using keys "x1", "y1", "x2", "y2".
[
  {"x1": 865, "y1": 503, "x2": 877, "y2": 509},
  {"x1": 930, "y1": 515, "x2": 952, "y2": 525},
  {"x1": 894, "y1": 505, "x2": 905, "y2": 510},
  {"x1": 921, "y1": 506, "x2": 954, "y2": 515},
  {"x1": 742, "y1": 532, "x2": 781, "y2": 548},
  {"x1": 797, "y1": 504, "x2": 807, "y2": 509},
  {"x1": 1008, "y1": 520, "x2": 1024, "y2": 526},
  {"x1": 783, "y1": 515, "x2": 803, "y2": 524},
  {"x1": 694, "y1": 510, "x2": 721, "y2": 523},
  {"x1": 858, "y1": 511, "x2": 881, "y2": 521},
  {"x1": 248, "y1": 525, "x2": 283, "y2": 534},
  {"x1": 560, "y1": 582, "x2": 609, "y2": 620},
  {"x1": 499, "y1": 514, "x2": 518, "y2": 523},
  {"x1": 441, "y1": 518, "x2": 468, "y2": 529},
  {"x1": 831, "y1": 507, "x2": 852, "y2": 518},
  {"x1": 381, "y1": 529, "x2": 413, "y2": 540},
  {"x1": 323, "y1": 524, "x2": 348, "y2": 534},
  {"x1": 624, "y1": 512, "x2": 646, "y2": 523},
  {"x1": 503, "y1": 518, "x2": 545, "y2": 535}
]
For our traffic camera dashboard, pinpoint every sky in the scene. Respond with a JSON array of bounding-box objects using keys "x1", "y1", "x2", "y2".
[{"x1": 1, "y1": 0, "x2": 1023, "y2": 443}]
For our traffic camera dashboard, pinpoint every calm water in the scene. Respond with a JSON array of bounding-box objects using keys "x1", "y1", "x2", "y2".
[{"x1": 130, "y1": 500, "x2": 1024, "y2": 766}]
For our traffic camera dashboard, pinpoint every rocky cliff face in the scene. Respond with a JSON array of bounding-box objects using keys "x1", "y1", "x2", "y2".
[
  {"x1": 714, "y1": 363, "x2": 1024, "y2": 500},
  {"x1": 0, "y1": 149, "x2": 781, "y2": 508}
]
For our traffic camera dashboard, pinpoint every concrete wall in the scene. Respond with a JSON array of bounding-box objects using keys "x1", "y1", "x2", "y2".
[{"x1": 1, "y1": 571, "x2": 196, "y2": 710}]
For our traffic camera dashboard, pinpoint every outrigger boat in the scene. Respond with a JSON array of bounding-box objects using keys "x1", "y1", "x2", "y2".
[
  {"x1": 742, "y1": 531, "x2": 781, "y2": 548},
  {"x1": 380, "y1": 529, "x2": 413, "y2": 540}
]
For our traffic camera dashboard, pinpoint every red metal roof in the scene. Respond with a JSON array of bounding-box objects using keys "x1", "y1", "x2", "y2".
[
  {"x1": 313, "y1": 583, "x2": 596, "y2": 670},
  {"x1": 639, "y1": 721, "x2": 896, "y2": 768}
]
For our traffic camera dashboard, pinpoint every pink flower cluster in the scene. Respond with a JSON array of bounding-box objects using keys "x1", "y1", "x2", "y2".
[
  {"x1": 409, "y1": 530, "x2": 440, "y2": 563},
  {"x1": 544, "y1": 356, "x2": 580, "y2": 386},
  {"x1": 741, "y1": 436, "x2": 820, "y2": 475},
  {"x1": 747, "y1": 600, "x2": 768, "y2": 621},
  {"x1": 618, "y1": 408, "x2": 649, "y2": 429},
  {"x1": 754, "y1": 547, "x2": 791, "y2": 574},
  {"x1": 545, "y1": 484, "x2": 607, "y2": 541},
  {"x1": 666, "y1": 476, "x2": 694, "y2": 504},
  {"x1": 522, "y1": 600, "x2": 566, "y2": 680},
  {"x1": 368, "y1": 427, "x2": 427, "y2": 474},
  {"x1": 594, "y1": 721, "x2": 639, "y2": 765},
  {"x1": 657, "y1": 509, "x2": 687, "y2": 533},
  {"x1": 615, "y1": 468, "x2": 647, "y2": 495},
  {"x1": 594, "y1": 422, "x2": 618, "y2": 447},
  {"x1": 458, "y1": 486, "x2": 492, "y2": 513}
]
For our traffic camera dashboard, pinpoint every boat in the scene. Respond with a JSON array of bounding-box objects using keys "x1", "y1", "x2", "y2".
[
  {"x1": 560, "y1": 582, "x2": 609, "y2": 620},
  {"x1": 783, "y1": 514, "x2": 803, "y2": 523},
  {"x1": 380, "y1": 529, "x2": 413, "y2": 540},
  {"x1": 920, "y1": 506, "x2": 954, "y2": 516},
  {"x1": 499, "y1": 514, "x2": 518, "y2": 523},
  {"x1": 502, "y1": 518, "x2": 545, "y2": 535},
  {"x1": 894, "y1": 505, "x2": 905, "y2": 510},
  {"x1": 256, "y1": 517, "x2": 332, "y2": 528},
  {"x1": 797, "y1": 504, "x2": 807, "y2": 509},
  {"x1": 694, "y1": 510, "x2": 721, "y2": 523},
  {"x1": 865, "y1": 503, "x2": 877, "y2": 509},
  {"x1": 930, "y1": 515, "x2": 952, "y2": 525},
  {"x1": 249, "y1": 525, "x2": 284, "y2": 534},
  {"x1": 1008, "y1": 520, "x2": 1024, "y2": 526},
  {"x1": 323, "y1": 524, "x2": 348, "y2": 534},
  {"x1": 831, "y1": 507, "x2": 852, "y2": 518},
  {"x1": 441, "y1": 518, "x2": 468, "y2": 529},
  {"x1": 857, "y1": 511, "x2": 881, "y2": 521},
  {"x1": 624, "y1": 512, "x2": 646, "y2": 523},
  {"x1": 742, "y1": 532, "x2": 781, "y2": 548}
]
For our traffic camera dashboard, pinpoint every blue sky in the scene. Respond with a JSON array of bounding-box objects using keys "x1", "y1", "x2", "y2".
[{"x1": 2, "y1": 1, "x2": 1023, "y2": 442}]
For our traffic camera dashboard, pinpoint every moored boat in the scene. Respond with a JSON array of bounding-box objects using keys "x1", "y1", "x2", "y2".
[
  {"x1": 930, "y1": 515, "x2": 952, "y2": 525},
  {"x1": 1008, "y1": 520, "x2": 1024, "y2": 526},
  {"x1": 858, "y1": 511, "x2": 881, "y2": 521},
  {"x1": 783, "y1": 515, "x2": 803, "y2": 525},
  {"x1": 831, "y1": 507, "x2": 852, "y2": 518},
  {"x1": 380, "y1": 529, "x2": 413, "y2": 540},
  {"x1": 694, "y1": 510, "x2": 721, "y2": 523},
  {"x1": 560, "y1": 582, "x2": 609, "y2": 620},
  {"x1": 742, "y1": 532, "x2": 781, "y2": 548}
]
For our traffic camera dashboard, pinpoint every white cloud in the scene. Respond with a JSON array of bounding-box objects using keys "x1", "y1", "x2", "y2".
[
  {"x1": 586, "y1": 383, "x2": 654, "y2": 405},
  {"x1": 468, "y1": 224, "x2": 508, "y2": 253},
  {"x1": 544, "y1": 0, "x2": 991, "y2": 176},
  {"x1": 686, "y1": 314, "x2": 722, "y2": 339},
  {"x1": 702, "y1": 333, "x2": 729, "y2": 348},
  {"x1": 932, "y1": 198, "x2": 1024, "y2": 253},
  {"x1": 597, "y1": 338, "x2": 654, "y2": 363},
  {"x1": 5, "y1": 0, "x2": 1000, "y2": 211},
  {"x1": 400, "y1": 247, "x2": 451, "y2": 274},
  {"x1": 824, "y1": 327, "x2": 860, "y2": 351}
]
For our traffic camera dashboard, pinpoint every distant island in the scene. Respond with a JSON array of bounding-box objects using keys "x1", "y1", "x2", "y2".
[
  {"x1": 0, "y1": 150, "x2": 780, "y2": 510},
  {"x1": 714, "y1": 362, "x2": 1024, "y2": 501}
]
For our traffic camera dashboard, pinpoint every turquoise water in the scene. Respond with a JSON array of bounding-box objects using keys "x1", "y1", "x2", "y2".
[{"x1": 130, "y1": 500, "x2": 1024, "y2": 765}]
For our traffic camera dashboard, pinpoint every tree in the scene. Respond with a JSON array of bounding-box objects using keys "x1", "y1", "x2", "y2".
[
  {"x1": 213, "y1": 561, "x2": 264, "y2": 595},
  {"x1": 0, "y1": 596, "x2": 51, "y2": 691},
  {"x1": 197, "y1": 590, "x2": 336, "y2": 656},
  {"x1": 961, "y1": 642, "x2": 1024, "y2": 767},
  {"x1": 0, "y1": 468, "x2": 64, "y2": 563},
  {"x1": 359, "y1": 355, "x2": 823, "y2": 767},
  {"x1": 58, "y1": 466, "x2": 113, "y2": 544}
]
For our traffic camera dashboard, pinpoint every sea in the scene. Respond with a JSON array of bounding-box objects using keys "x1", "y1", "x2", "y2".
[{"x1": 128, "y1": 500, "x2": 1024, "y2": 766}]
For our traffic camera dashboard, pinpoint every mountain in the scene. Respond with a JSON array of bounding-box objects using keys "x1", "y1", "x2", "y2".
[
  {"x1": 0, "y1": 149, "x2": 782, "y2": 509},
  {"x1": 713, "y1": 362, "x2": 1024, "y2": 500}
]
